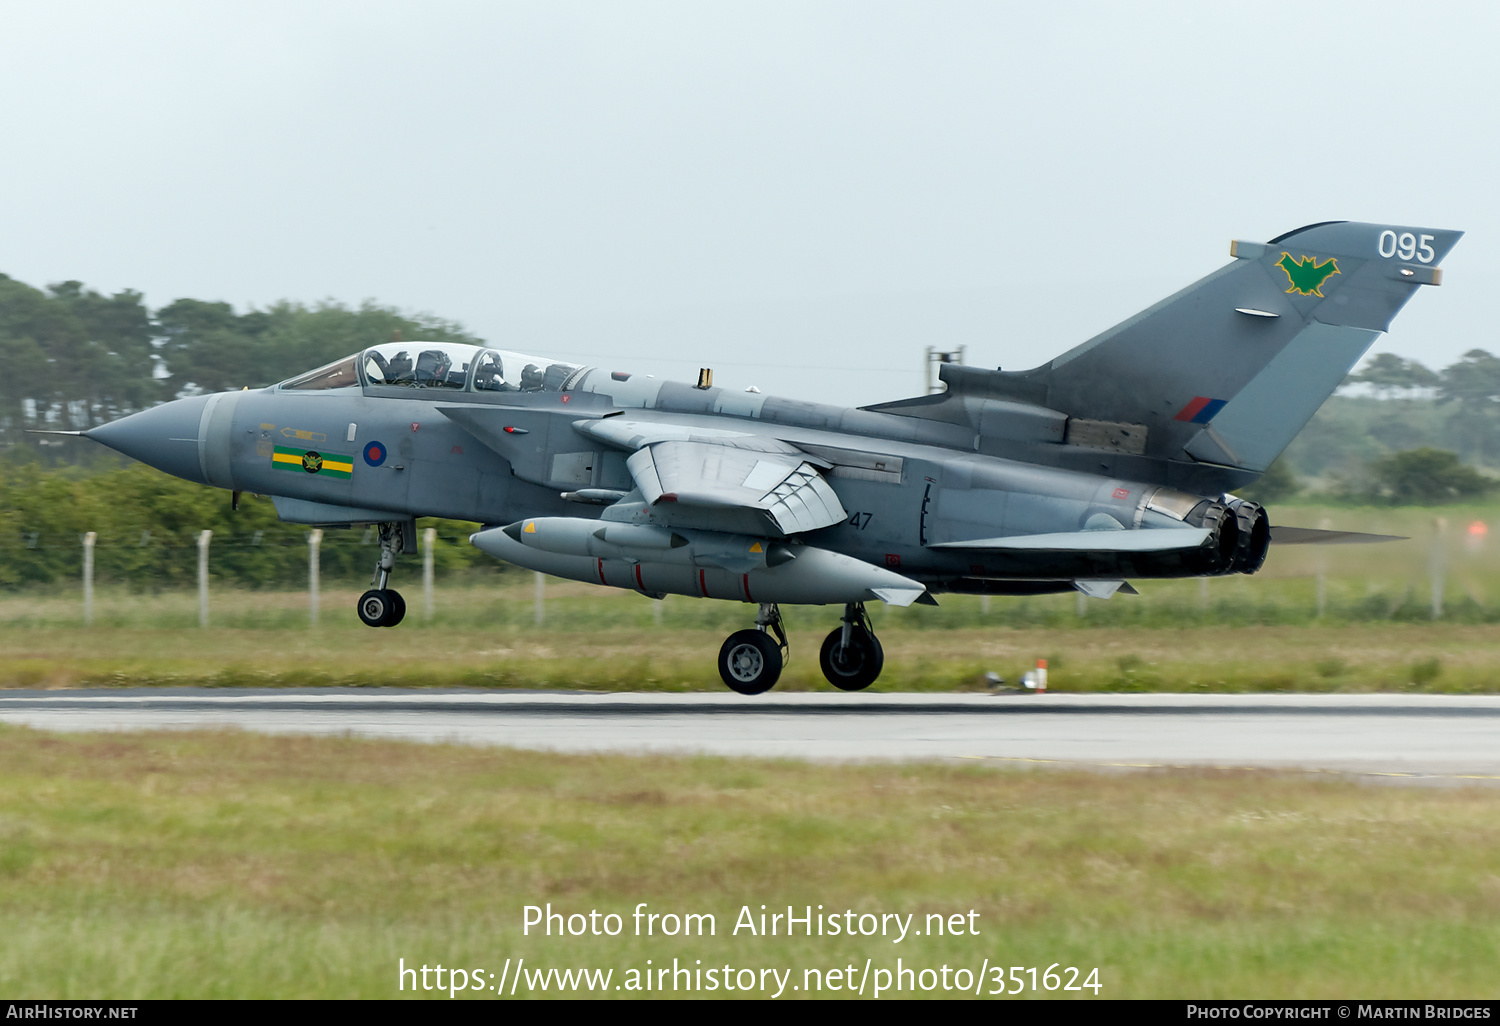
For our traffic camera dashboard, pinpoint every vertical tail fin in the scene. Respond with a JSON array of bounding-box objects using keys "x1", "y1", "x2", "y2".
[{"x1": 1033, "y1": 220, "x2": 1461, "y2": 472}]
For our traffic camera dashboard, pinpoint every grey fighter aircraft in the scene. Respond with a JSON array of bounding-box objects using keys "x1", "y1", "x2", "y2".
[{"x1": 75, "y1": 220, "x2": 1460, "y2": 693}]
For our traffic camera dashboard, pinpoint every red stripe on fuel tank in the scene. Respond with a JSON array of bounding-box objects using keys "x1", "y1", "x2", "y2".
[
  {"x1": 698, "y1": 569, "x2": 708, "y2": 597},
  {"x1": 635, "y1": 564, "x2": 646, "y2": 592},
  {"x1": 742, "y1": 574, "x2": 753, "y2": 601},
  {"x1": 596, "y1": 558, "x2": 607, "y2": 585}
]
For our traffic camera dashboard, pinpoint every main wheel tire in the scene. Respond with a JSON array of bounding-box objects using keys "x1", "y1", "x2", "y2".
[
  {"x1": 718, "y1": 629, "x2": 783, "y2": 695},
  {"x1": 819, "y1": 625, "x2": 884, "y2": 691},
  {"x1": 383, "y1": 589, "x2": 406, "y2": 627},
  {"x1": 357, "y1": 589, "x2": 392, "y2": 628}
]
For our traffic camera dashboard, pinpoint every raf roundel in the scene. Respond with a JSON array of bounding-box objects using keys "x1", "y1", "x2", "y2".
[{"x1": 363, "y1": 441, "x2": 387, "y2": 467}]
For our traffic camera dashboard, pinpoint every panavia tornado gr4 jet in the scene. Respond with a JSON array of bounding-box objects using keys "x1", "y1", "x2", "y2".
[{"x1": 78, "y1": 220, "x2": 1460, "y2": 693}]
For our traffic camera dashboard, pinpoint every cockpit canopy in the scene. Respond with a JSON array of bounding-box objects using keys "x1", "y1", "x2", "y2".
[{"x1": 279, "y1": 342, "x2": 585, "y2": 394}]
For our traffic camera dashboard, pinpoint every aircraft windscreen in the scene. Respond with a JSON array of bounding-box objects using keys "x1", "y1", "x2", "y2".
[{"x1": 281, "y1": 354, "x2": 361, "y2": 390}]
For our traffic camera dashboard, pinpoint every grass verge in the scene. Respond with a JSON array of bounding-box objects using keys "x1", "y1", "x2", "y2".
[
  {"x1": 4, "y1": 617, "x2": 1500, "y2": 693},
  {"x1": 0, "y1": 725, "x2": 1497, "y2": 998}
]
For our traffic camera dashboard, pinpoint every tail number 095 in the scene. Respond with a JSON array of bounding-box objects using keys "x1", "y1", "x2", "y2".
[{"x1": 1378, "y1": 230, "x2": 1435, "y2": 263}]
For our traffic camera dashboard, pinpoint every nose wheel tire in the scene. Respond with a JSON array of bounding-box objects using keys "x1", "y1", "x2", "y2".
[
  {"x1": 819, "y1": 625, "x2": 884, "y2": 691},
  {"x1": 718, "y1": 629, "x2": 783, "y2": 695},
  {"x1": 357, "y1": 588, "x2": 406, "y2": 628}
]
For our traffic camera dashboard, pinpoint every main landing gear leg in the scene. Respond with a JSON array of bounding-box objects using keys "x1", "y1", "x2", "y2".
[
  {"x1": 357, "y1": 521, "x2": 410, "y2": 628},
  {"x1": 717, "y1": 603, "x2": 786, "y2": 695},
  {"x1": 819, "y1": 602, "x2": 883, "y2": 691}
]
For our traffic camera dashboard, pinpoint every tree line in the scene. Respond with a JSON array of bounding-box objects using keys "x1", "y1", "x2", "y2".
[
  {"x1": 0, "y1": 272, "x2": 477, "y2": 454},
  {"x1": 1272, "y1": 351, "x2": 1500, "y2": 501},
  {"x1": 1328, "y1": 351, "x2": 1500, "y2": 467}
]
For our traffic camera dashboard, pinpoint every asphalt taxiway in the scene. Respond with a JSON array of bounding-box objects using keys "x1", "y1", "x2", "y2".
[{"x1": 2, "y1": 689, "x2": 1498, "y2": 785}]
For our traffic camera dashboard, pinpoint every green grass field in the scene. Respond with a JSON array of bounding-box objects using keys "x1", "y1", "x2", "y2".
[
  {"x1": 4, "y1": 615, "x2": 1500, "y2": 693},
  {"x1": 0, "y1": 725, "x2": 1496, "y2": 999}
]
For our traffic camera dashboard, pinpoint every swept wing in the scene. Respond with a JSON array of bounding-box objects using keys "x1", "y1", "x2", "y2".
[{"x1": 574, "y1": 418, "x2": 848, "y2": 537}]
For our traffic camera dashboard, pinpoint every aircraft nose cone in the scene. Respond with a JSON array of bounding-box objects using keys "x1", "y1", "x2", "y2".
[{"x1": 87, "y1": 394, "x2": 213, "y2": 484}]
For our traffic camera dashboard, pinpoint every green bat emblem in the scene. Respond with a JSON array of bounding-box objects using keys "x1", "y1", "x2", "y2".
[{"x1": 1277, "y1": 252, "x2": 1341, "y2": 297}]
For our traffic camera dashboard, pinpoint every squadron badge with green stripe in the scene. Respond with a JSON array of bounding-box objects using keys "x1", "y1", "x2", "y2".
[{"x1": 272, "y1": 445, "x2": 353, "y2": 479}]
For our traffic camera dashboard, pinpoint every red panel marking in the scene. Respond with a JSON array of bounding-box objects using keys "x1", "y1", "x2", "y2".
[
  {"x1": 1173, "y1": 396, "x2": 1212, "y2": 422},
  {"x1": 885, "y1": 553, "x2": 901, "y2": 568},
  {"x1": 410, "y1": 422, "x2": 420, "y2": 432},
  {"x1": 596, "y1": 557, "x2": 607, "y2": 586},
  {"x1": 450, "y1": 445, "x2": 464, "y2": 455},
  {"x1": 742, "y1": 574, "x2": 753, "y2": 601},
  {"x1": 560, "y1": 394, "x2": 571, "y2": 404},
  {"x1": 634, "y1": 564, "x2": 645, "y2": 592},
  {"x1": 698, "y1": 569, "x2": 708, "y2": 597},
  {"x1": 1113, "y1": 487, "x2": 1130, "y2": 499},
  {"x1": 657, "y1": 493, "x2": 679, "y2": 503}
]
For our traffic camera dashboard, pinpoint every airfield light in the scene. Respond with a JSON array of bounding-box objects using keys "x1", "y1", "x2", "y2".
[{"x1": 1022, "y1": 659, "x2": 1048, "y2": 694}]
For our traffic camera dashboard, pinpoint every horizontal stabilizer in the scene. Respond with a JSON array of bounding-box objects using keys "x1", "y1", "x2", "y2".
[
  {"x1": 1271, "y1": 526, "x2": 1406, "y2": 545},
  {"x1": 932, "y1": 527, "x2": 1209, "y2": 552}
]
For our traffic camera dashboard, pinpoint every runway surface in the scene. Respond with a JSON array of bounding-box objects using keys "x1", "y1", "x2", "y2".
[{"x1": 3, "y1": 688, "x2": 1500, "y2": 784}]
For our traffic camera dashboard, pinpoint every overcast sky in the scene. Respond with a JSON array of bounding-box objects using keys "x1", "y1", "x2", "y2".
[{"x1": 1, "y1": 1, "x2": 1495, "y2": 404}]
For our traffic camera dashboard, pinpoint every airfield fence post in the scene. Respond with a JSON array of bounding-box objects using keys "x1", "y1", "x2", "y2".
[
  {"x1": 1315, "y1": 516, "x2": 1332, "y2": 618},
  {"x1": 82, "y1": 531, "x2": 96, "y2": 626},
  {"x1": 980, "y1": 594, "x2": 991, "y2": 616},
  {"x1": 197, "y1": 530, "x2": 212, "y2": 628},
  {"x1": 307, "y1": 529, "x2": 323, "y2": 626},
  {"x1": 423, "y1": 527, "x2": 436, "y2": 620},
  {"x1": 534, "y1": 571, "x2": 545, "y2": 625},
  {"x1": 1431, "y1": 517, "x2": 1448, "y2": 620}
]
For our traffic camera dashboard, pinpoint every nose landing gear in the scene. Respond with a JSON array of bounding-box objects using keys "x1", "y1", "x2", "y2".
[
  {"x1": 356, "y1": 587, "x2": 406, "y2": 627},
  {"x1": 357, "y1": 521, "x2": 413, "y2": 627},
  {"x1": 717, "y1": 603, "x2": 788, "y2": 695},
  {"x1": 819, "y1": 602, "x2": 883, "y2": 691}
]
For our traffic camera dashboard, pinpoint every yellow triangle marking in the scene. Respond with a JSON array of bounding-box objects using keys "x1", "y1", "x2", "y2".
[
  {"x1": 750, "y1": 542, "x2": 763, "y2": 552},
  {"x1": 523, "y1": 521, "x2": 536, "y2": 533}
]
